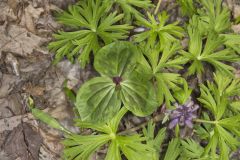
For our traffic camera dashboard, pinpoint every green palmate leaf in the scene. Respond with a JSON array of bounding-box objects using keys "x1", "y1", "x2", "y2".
[
  {"x1": 48, "y1": 0, "x2": 132, "y2": 66},
  {"x1": 94, "y1": 41, "x2": 139, "y2": 78},
  {"x1": 163, "y1": 138, "x2": 181, "y2": 160},
  {"x1": 203, "y1": 133, "x2": 218, "y2": 159},
  {"x1": 180, "y1": 139, "x2": 205, "y2": 159},
  {"x1": 177, "y1": 0, "x2": 196, "y2": 17},
  {"x1": 137, "y1": 41, "x2": 187, "y2": 106},
  {"x1": 213, "y1": 72, "x2": 240, "y2": 97},
  {"x1": 133, "y1": 12, "x2": 184, "y2": 48},
  {"x1": 143, "y1": 121, "x2": 166, "y2": 160},
  {"x1": 117, "y1": 135, "x2": 155, "y2": 160},
  {"x1": 143, "y1": 121, "x2": 166, "y2": 150},
  {"x1": 75, "y1": 107, "x2": 127, "y2": 134},
  {"x1": 155, "y1": 73, "x2": 184, "y2": 106},
  {"x1": 230, "y1": 101, "x2": 240, "y2": 113},
  {"x1": 66, "y1": 108, "x2": 156, "y2": 160},
  {"x1": 215, "y1": 125, "x2": 239, "y2": 152},
  {"x1": 103, "y1": 0, "x2": 153, "y2": 22},
  {"x1": 198, "y1": 0, "x2": 231, "y2": 33},
  {"x1": 76, "y1": 77, "x2": 121, "y2": 123},
  {"x1": 173, "y1": 79, "x2": 192, "y2": 105},
  {"x1": 222, "y1": 34, "x2": 240, "y2": 54},
  {"x1": 63, "y1": 134, "x2": 111, "y2": 160},
  {"x1": 199, "y1": 118, "x2": 239, "y2": 159},
  {"x1": 197, "y1": 74, "x2": 240, "y2": 159},
  {"x1": 198, "y1": 82, "x2": 229, "y2": 120},
  {"x1": 218, "y1": 115, "x2": 240, "y2": 136},
  {"x1": 182, "y1": 20, "x2": 240, "y2": 77}
]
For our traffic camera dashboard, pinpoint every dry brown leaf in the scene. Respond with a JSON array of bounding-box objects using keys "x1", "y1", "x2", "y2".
[
  {"x1": 21, "y1": 4, "x2": 44, "y2": 33},
  {"x1": 0, "y1": 1, "x2": 18, "y2": 22},
  {"x1": 3, "y1": 123, "x2": 42, "y2": 160},
  {"x1": 0, "y1": 25, "x2": 48, "y2": 57},
  {"x1": 22, "y1": 83, "x2": 45, "y2": 96},
  {"x1": 0, "y1": 115, "x2": 25, "y2": 133},
  {"x1": 0, "y1": 74, "x2": 21, "y2": 98}
]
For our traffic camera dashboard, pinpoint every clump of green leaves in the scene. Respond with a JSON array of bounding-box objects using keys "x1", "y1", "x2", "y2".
[
  {"x1": 198, "y1": 0, "x2": 231, "y2": 33},
  {"x1": 133, "y1": 11, "x2": 184, "y2": 48},
  {"x1": 136, "y1": 41, "x2": 188, "y2": 107},
  {"x1": 48, "y1": 0, "x2": 132, "y2": 66},
  {"x1": 181, "y1": 18, "x2": 239, "y2": 77},
  {"x1": 76, "y1": 41, "x2": 158, "y2": 123},
  {"x1": 195, "y1": 73, "x2": 240, "y2": 159},
  {"x1": 31, "y1": 100, "x2": 181, "y2": 160}
]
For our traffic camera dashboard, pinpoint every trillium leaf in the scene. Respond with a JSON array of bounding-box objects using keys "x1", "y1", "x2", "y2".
[
  {"x1": 76, "y1": 77, "x2": 121, "y2": 123},
  {"x1": 94, "y1": 41, "x2": 139, "y2": 78},
  {"x1": 120, "y1": 79, "x2": 158, "y2": 116}
]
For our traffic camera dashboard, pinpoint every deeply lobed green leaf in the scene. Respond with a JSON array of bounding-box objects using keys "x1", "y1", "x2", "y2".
[{"x1": 49, "y1": 0, "x2": 132, "y2": 66}]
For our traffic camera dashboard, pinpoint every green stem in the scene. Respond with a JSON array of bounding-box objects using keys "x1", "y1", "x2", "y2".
[
  {"x1": 194, "y1": 119, "x2": 217, "y2": 124},
  {"x1": 154, "y1": 0, "x2": 162, "y2": 15}
]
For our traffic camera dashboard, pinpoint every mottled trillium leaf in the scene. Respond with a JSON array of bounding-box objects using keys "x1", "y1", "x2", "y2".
[
  {"x1": 76, "y1": 77, "x2": 121, "y2": 123},
  {"x1": 94, "y1": 41, "x2": 139, "y2": 78},
  {"x1": 120, "y1": 79, "x2": 158, "y2": 116}
]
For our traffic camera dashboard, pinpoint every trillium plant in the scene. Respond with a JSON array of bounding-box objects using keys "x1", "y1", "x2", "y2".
[{"x1": 31, "y1": 0, "x2": 240, "y2": 159}]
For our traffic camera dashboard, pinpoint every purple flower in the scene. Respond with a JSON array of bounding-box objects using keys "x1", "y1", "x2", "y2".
[{"x1": 168, "y1": 100, "x2": 199, "y2": 129}]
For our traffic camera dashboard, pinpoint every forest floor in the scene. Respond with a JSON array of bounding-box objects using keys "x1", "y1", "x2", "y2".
[{"x1": 0, "y1": 0, "x2": 239, "y2": 160}]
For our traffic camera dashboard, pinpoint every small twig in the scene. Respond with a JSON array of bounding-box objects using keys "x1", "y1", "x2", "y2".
[
  {"x1": 118, "y1": 113, "x2": 164, "y2": 135},
  {"x1": 154, "y1": 0, "x2": 162, "y2": 15}
]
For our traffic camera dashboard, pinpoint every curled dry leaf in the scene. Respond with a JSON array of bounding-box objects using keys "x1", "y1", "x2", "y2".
[
  {"x1": 5, "y1": 53, "x2": 20, "y2": 76},
  {"x1": 21, "y1": 4, "x2": 44, "y2": 33}
]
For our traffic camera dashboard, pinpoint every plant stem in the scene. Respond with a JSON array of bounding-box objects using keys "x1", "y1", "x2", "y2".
[
  {"x1": 154, "y1": 0, "x2": 162, "y2": 15},
  {"x1": 118, "y1": 113, "x2": 164, "y2": 135},
  {"x1": 194, "y1": 119, "x2": 217, "y2": 124}
]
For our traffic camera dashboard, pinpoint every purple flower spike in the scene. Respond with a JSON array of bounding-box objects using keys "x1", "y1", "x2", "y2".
[
  {"x1": 168, "y1": 100, "x2": 199, "y2": 129},
  {"x1": 169, "y1": 118, "x2": 179, "y2": 129}
]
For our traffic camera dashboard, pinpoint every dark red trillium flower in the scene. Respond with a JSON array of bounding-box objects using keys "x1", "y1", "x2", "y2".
[
  {"x1": 112, "y1": 76, "x2": 122, "y2": 86},
  {"x1": 168, "y1": 100, "x2": 199, "y2": 129}
]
